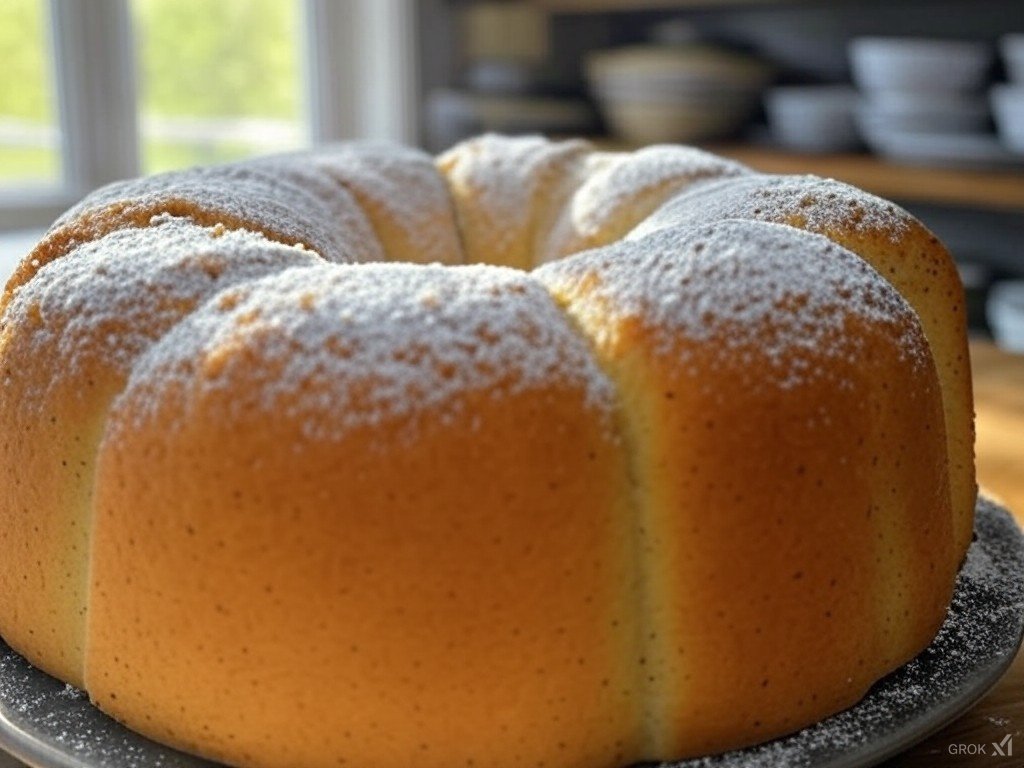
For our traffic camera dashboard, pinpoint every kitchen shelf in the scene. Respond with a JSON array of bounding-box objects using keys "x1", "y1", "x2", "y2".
[
  {"x1": 532, "y1": 0, "x2": 790, "y2": 11},
  {"x1": 701, "y1": 145, "x2": 1024, "y2": 212}
]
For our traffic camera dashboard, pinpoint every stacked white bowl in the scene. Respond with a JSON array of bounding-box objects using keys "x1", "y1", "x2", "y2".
[
  {"x1": 763, "y1": 85, "x2": 860, "y2": 153},
  {"x1": 849, "y1": 37, "x2": 999, "y2": 166},
  {"x1": 991, "y1": 34, "x2": 1024, "y2": 154},
  {"x1": 586, "y1": 45, "x2": 772, "y2": 144}
]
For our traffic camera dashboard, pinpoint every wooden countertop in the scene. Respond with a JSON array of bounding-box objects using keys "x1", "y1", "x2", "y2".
[{"x1": 884, "y1": 340, "x2": 1024, "y2": 767}]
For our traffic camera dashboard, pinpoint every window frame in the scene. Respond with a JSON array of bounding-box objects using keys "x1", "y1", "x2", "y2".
[{"x1": 0, "y1": 0, "x2": 419, "y2": 233}]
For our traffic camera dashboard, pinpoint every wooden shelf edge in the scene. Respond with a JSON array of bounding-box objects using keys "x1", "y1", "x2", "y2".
[
  {"x1": 702, "y1": 145, "x2": 1024, "y2": 212},
  {"x1": 588, "y1": 139, "x2": 1024, "y2": 212}
]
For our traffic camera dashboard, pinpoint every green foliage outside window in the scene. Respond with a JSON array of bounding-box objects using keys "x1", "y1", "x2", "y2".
[
  {"x1": 0, "y1": 0, "x2": 303, "y2": 182},
  {"x1": 135, "y1": 0, "x2": 300, "y2": 120},
  {"x1": 0, "y1": 0, "x2": 58, "y2": 182}
]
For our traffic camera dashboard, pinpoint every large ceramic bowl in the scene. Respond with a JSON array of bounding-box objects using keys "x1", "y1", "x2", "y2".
[
  {"x1": 586, "y1": 46, "x2": 771, "y2": 92},
  {"x1": 592, "y1": 94, "x2": 756, "y2": 144},
  {"x1": 586, "y1": 45, "x2": 771, "y2": 143}
]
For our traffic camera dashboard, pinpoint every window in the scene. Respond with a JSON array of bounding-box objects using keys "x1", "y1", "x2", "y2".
[
  {"x1": 133, "y1": 0, "x2": 306, "y2": 173},
  {"x1": 0, "y1": 0, "x2": 61, "y2": 188},
  {"x1": 0, "y1": 0, "x2": 418, "y2": 233}
]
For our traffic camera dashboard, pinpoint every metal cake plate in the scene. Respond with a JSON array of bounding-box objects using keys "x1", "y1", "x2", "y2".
[{"x1": 0, "y1": 497, "x2": 1021, "y2": 768}]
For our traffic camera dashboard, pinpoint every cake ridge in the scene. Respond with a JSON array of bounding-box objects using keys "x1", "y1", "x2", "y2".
[
  {"x1": 253, "y1": 142, "x2": 465, "y2": 265},
  {"x1": 4, "y1": 142, "x2": 466, "y2": 314},
  {"x1": 113, "y1": 261, "x2": 618, "y2": 445},
  {"x1": 540, "y1": 144, "x2": 750, "y2": 262},
  {"x1": 630, "y1": 173, "x2": 914, "y2": 244},
  {"x1": 437, "y1": 133, "x2": 594, "y2": 268},
  {"x1": 0, "y1": 216, "x2": 324, "y2": 687},
  {"x1": 3, "y1": 217, "x2": 326, "y2": 409},
  {"x1": 540, "y1": 219, "x2": 930, "y2": 391}
]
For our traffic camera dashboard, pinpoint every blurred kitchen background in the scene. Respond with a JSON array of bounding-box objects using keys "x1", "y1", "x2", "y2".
[{"x1": 1, "y1": 0, "x2": 1023, "y2": 348}]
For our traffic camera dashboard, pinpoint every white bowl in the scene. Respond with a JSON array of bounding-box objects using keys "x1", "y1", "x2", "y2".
[
  {"x1": 991, "y1": 84, "x2": 1024, "y2": 152},
  {"x1": 988, "y1": 280, "x2": 1024, "y2": 353},
  {"x1": 857, "y1": 94, "x2": 990, "y2": 133},
  {"x1": 764, "y1": 85, "x2": 860, "y2": 152},
  {"x1": 1000, "y1": 33, "x2": 1024, "y2": 83},
  {"x1": 849, "y1": 37, "x2": 993, "y2": 94}
]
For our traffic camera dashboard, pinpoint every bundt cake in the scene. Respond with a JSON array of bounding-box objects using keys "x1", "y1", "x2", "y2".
[{"x1": 0, "y1": 134, "x2": 974, "y2": 768}]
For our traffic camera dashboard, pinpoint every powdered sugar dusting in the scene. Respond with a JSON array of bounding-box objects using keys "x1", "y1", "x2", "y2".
[
  {"x1": 628, "y1": 174, "x2": 914, "y2": 244},
  {"x1": 50, "y1": 155, "x2": 384, "y2": 264},
  {"x1": 546, "y1": 145, "x2": 748, "y2": 258},
  {"x1": 300, "y1": 142, "x2": 464, "y2": 264},
  {"x1": 539, "y1": 219, "x2": 928, "y2": 389},
  {"x1": 438, "y1": 133, "x2": 591, "y2": 264},
  {"x1": 1, "y1": 217, "x2": 322, "y2": 409},
  {"x1": 117, "y1": 262, "x2": 614, "y2": 443},
  {"x1": 0, "y1": 656, "x2": 186, "y2": 767}
]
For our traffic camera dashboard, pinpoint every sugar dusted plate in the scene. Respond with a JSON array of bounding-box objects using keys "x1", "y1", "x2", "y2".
[{"x1": 0, "y1": 498, "x2": 1021, "y2": 768}]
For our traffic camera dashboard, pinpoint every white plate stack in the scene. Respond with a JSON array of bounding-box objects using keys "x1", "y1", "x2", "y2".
[{"x1": 849, "y1": 37, "x2": 1017, "y2": 168}]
